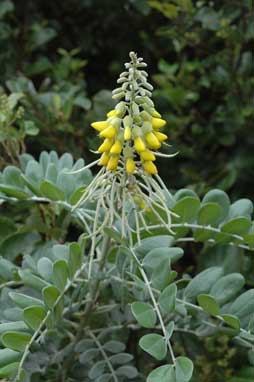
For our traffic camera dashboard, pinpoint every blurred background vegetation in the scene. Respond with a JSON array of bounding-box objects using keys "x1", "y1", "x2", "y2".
[
  {"x1": 0, "y1": 1, "x2": 253, "y2": 380},
  {"x1": 0, "y1": 0, "x2": 253, "y2": 198}
]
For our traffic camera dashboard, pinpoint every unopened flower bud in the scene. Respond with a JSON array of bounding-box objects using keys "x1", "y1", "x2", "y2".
[
  {"x1": 151, "y1": 117, "x2": 166, "y2": 129},
  {"x1": 98, "y1": 139, "x2": 113, "y2": 153},
  {"x1": 154, "y1": 131, "x2": 168, "y2": 142},
  {"x1": 110, "y1": 140, "x2": 123, "y2": 155},
  {"x1": 91, "y1": 121, "x2": 108, "y2": 131},
  {"x1": 107, "y1": 110, "x2": 118, "y2": 118},
  {"x1": 100, "y1": 125, "x2": 117, "y2": 138},
  {"x1": 140, "y1": 110, "x2": 151, "y2": 121},
  {"x1": 115, "y1": 102, "x2": 126, "y2": 115},
  {"x1": 124, "y1": 126, "x2": 132, "y2": 140},
  {"x1": 98, "y1": 152, "x2": 110, "y2": 166},
  {"x1": 126, "y1": 157, "x2": 136, "y2": 174},
  {"x1": 142, "y1": 121, "x2": 153, "y2": 134},
  {"x1": 145, "y1": 132, "x2": 161, "y2": 149},
  {"x1": 107, "y1": 155, "x2": 119, "y2": 171},
  {"x1": 134, "y1": 137, "x2": 146, "y2": 152},
  {"x1": 140, "y1": 149, "x2": 156, "y2": 161},
  {"x1": 112, "y1": 92, "x2": 125, "y2": 100},
  {"x1": 143, "y1": 161, "x2": 158, "y2": 175},
  {"x1": 151, "y1": 109, "x2": 162, "y2": 118}
]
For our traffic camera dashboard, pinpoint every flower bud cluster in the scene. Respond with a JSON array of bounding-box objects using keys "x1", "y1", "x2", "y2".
[{"x1": 91, "y1": 52, "x2": 168, "y2": 175}]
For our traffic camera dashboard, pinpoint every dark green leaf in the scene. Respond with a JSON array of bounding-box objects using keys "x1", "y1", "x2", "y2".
[
  {"x1": 23, "y1": 305, "x2": 46, "y2": 331},
  {"x1": 1, "y1": 331, "x2": 31, "y2": 352},
  {"x1": 68, "y1": 242, "x2": 82, "y2": 279},
  {"x1": 197, "y1": 294, "x2": 220, "y2": 316},
  {"x1": 42, "y1": 285, "x2": 60, "y2": 309},
  {"x1": 40, "y1": 180, "x2": 65, "y2": 201},
  {"x1": 53, "y1": 259, "x2": 68, "y2": 291}
]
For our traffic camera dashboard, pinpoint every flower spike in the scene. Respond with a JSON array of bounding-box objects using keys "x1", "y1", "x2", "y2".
[{"x1": 91, "y1": 51, "x2": 169, "y2": 175}]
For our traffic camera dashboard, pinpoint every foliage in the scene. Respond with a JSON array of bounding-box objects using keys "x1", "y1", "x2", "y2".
[
  {"x1": 0, "y1": 52, "x2": 253, "y2": 381},
  {"x1": 0, "y1": 1, "x2": 253, "y2": 380},
  {"x1": 0, "y1": 0, "x2": 253, "y2": 195}
]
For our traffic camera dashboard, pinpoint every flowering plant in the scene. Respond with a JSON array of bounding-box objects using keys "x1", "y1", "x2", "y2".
[{"x1": 0, "y1": 53, "x2": 253, "y2": 382}]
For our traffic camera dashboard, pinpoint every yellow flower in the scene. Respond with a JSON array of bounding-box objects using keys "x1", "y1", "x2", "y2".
[
  {"x1": 98, "y1": 152, "x2": 110, "y2": 166},
  {"x1": 134, "y1": 137, "x2": 146, "y2": 152},
  {"x1": 110, "y1": 140, "x2": 123, "y2": 155},
  {"x1": 126, "y1": 157, "x2": 136, "y2": 174},
  {"x1": 145, "y1": 132, "x2": 161, "y2": 149},
  {"x1": 107, "y1": 155, "x2": 119, "y2": 171},
  {"x1": 154, "y1": 131, "x2": 168, "y2": 142},
  {"x1": 140, "y1": 149, "x2": 156, "y2": 161},
  {"x1": 99, "y1": 125, "x2": 117, "y2": 138},
  {"x1": 124, "y1": 126, "x2": 132, "y2": 140},
  {"x1": 91, "y1": 121, "x2": 108, "y2": 131},
  {"x1": 98, "y1": 139, "x2": 113, "y2": 153},
  {"x1": 107, "y1": 110, "x2": 118, "y2": 118},
  {"x1": 143, "y1": 161, "x2": 158, "y2": 175},
  {"x1": 151, "y1": 117, "x2": 166, "y2": 129},
  {"x1": 152, "y1": 110, "x2": 162, "y2": 118}
]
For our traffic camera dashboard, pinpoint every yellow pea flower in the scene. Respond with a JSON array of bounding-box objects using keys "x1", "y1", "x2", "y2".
[
  {"x1": 140, "y1": 149, "x2": 156, "y2": 161},
  {"x1": 145, "y1": 132, "x2": 161, "y2": 149},
  {"x1": 98, "y1": 152, "x2": 110, "y2": 166},
  {"x1": 152, "y1": 110, "x2": 162, "y2": 118},
  {"x1": 107, "y1": 110, "x2": 118, "y2": 118},
  {"x1": 110, "y1": 140, "x2": 123, "y2": 155},
  {"x1": 98, "y1": 139, "x2": 113, "y2": 153},
  {"x1": 124, "y1": 126, "x2": 132, "y2": 140},
  {"x1": 91, "y1": 121, "x2": 108, "y2": 131},
  {"x1": 99, "y1": 125, "x2": 117, "y2": 138},
  {"x1": 107, "y1": 155, "x2": 119, "y2": 171},
  {"x1": 126, "y1": 157, "x2": 136, "y2": 174},
  {"x1": 151, "y1": 117, "x2": 166, "y2": 129},
  {"x1": 154, "y1": 131, "x2": 168, "y2": 142},
  {"x1": 134, "y1": 137, "x2": 146, "y2": 152},
  {"x1": 143, "y1": 161, "x2": 158, "y2": 175}
]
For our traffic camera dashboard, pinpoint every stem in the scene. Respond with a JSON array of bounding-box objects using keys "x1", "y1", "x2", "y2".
[
  {"x1": 60, "y1": 235, "x2": 111, "y2": 381},
  {"x1": 0, "y1": 281, "x2": 23, "y2": 291},
  {"x1": 15, "y1": 258, "x2": 89, "y2": 381},
  {"x1": 88, "y1": 331, "x2": 119, "y2": 382},
  {"x1": 129, "y1": 247, "x2": 176, "y2": 364}
]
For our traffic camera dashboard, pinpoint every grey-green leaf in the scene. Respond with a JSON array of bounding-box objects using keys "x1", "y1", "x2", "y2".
[
  {"x1": 175, "y1": 356, "x2": 193, "y2": 382},
  {"x1": 210, "y1": 273, "x2": 245, "y2": 305},
  {"x1": 184, "y1": 267, "x2": 223, "y2": 302},
  {"x1": 159, "y1": 283, "x2": 177, "y2": 315},
  {"x1": 131, "y1": 302, "x2": 157, "y2": 328},
  {"x1": 148, "y1": 364, "x2": 175, "y2": 382},
  {"x1": 139, "y1": 334, "x2": 167, "y2": 361}
]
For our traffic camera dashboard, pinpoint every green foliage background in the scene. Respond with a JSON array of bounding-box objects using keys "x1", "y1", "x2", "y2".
[
  {"x1": 1, "y1": 0, "x2": 253, "y2": 197},
  {"x1": 0, "y1": 1, "x2": 254, "y2": 381}
]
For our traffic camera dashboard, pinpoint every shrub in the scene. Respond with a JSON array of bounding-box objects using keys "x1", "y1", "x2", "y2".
[{"x1": 0, "y1": 52, "x2": 253, "y2": 382}]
